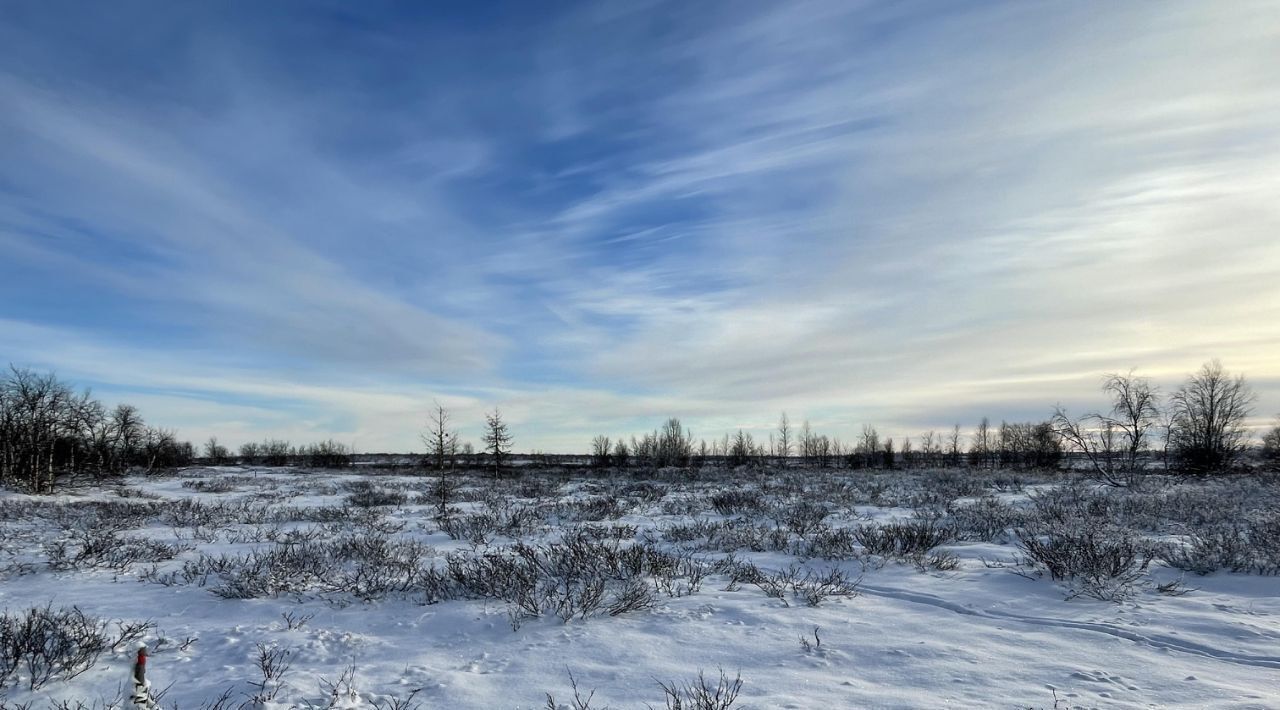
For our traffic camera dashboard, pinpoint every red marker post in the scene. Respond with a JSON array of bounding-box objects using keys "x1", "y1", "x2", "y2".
[{"x1": 131, "y1": 645, "x2": 157, "y2": 709}]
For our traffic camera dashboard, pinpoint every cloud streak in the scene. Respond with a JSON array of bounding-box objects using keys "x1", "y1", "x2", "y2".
[{"x1": 1, "y1": 1, "x2": 1278, "y2": 451}]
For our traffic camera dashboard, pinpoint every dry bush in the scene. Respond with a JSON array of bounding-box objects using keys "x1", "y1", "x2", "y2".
[
  {"x1": 853, "y1": 520, "x2": 954, "y2": 560},
  {"x1": 1158, "y1": 516, "x2": 1280, "y2": 576},
  {"x1": 0, "y1": 605, "x2": 152, "y2": 690},
  {"x1": 653, "y1": 668, "x2": 743, "y2": 710},
  {"x1": 1016, "y1": 526, "x2": 1152, "y2": 600}
]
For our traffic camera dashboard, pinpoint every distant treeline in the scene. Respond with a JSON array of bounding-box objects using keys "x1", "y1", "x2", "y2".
[
  {"x1": 3, "y1": 360, "x2": 1279, "y2": 493},
  {"x1": 578, "y1": 361, "x2": 1279, "y2": 485},
  {"x1": 585, "y1": 416, "x2": 1062, "y2": 471},
  {"x1": 0, "y1": 365, "x2": 356, "y2": 492},
  {"x1": 0, "y1": 366, "x2": 192, "y2": 493}
]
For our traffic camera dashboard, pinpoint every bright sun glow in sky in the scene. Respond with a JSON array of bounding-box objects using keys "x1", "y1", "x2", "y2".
[{"x1": 2, "y1": 1, "x2": 1278, "y2": 452}]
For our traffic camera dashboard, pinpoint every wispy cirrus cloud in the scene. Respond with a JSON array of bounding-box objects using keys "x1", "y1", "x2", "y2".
[{"x1": 1, "y1": 1, "x2": 1277, "y2": 451}]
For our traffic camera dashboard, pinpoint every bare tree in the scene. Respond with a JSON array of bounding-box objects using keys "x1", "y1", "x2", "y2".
[
  {"x1": 482, "y1": 408, "x2": 513, "y2": 472},
  {"x1": 422, "y1": 401, "x2": 459, "y2": 471},
  {"x1": 856, "y1": 425, "x2": 879, "y2": 469},
  {"x1": 0, "y1": 367, "x2": 72, "y2": 491},
  {"x1": 1168, "y1": 360, "x2": 1255, "y2": 474},
  {"x1": 204, "y1": 437, "x2": 230, "y2": 465},
  {"x1": 729, "y1": 429, "x2": 754, "y2": 467},
  {"x1": 656, "y1": 418, "x2": 694, "y2": 467},
  {"x1": 141, "y1": 426, "x2": 184, "y2": 470},
  {"x1": 920, "y1": 430, "x2": 938, "y2": 469},
  {"x1": 425, "y1": 403, "x2": 462, "y2": 512},
  {"x1": 813, "y1": 433, "x2": 833, "y2": 467},
  {"x1": 590, "y1": 435, "x2": 611, "y2": 468},
  {"x1": 970, "y1": 417, "x2": 993, "y2": 470},
  {"x1": 111, "y1": 404, "x2": 145, "y2": 469},
  {"x1": 998, "y1": 421, "x2": 1063, "y2": 470},
  {"x1": 776, "y1": 412, "x2": 793, "y2": 466},
  {"x1": 947, "y1": 424, "x2": 962, "y2": 468},
  {"x1": 612, "y1": 438, "x2": 629, "y2": 468},
  {"x1": 1102, "y1": 371, "x2": 1162, "y2": 474},
  {"x1": 1049, "y1": 373, "x2": 1162, "y2": 483}
]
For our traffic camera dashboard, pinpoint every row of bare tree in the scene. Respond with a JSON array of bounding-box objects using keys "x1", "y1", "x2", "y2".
[
  {"x1": 421, "y1": 402, "x2": 510, "y2": 471},
  {"x1": 587, "y1": 416, "x2": 1061, "y2": 472},
  {"x1": 1052, "y1": 360, "x2": 1261, "y2": 484},
  {"x1": 587, "y1": 361, "x2": 1277, "y2": 482},
  {"x1": 4, "y1": 359, "x2": 1276, "y2": 493},
  {"x1": 0, "y1": 366, "x2": 193, "y2": 492}
]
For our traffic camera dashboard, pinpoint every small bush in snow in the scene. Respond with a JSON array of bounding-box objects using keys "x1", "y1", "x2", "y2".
[
  {"x1": 1158, "y1": 517, "x2": 1280, "y2": 576},
  {"x1": 1016, "y1": 526, "x2": 1152, "y2": 601},
  {"x1": 773, "y1": 501, "x2": 829, "y2": 538},
  {"x1": 345, "y1": 482, "x2": 408, "y2": 508},
  {"x1": 654, "y1": 668, "x2": 743, "y2": 710},
  {"x1": 947, "y1": 497, "x2": 1026, "y2": 542},
  {"x1": 709, "y1": 490, "x2": 764, "y2": 515},
  {"x1": 853, "y1": 520, "x2": 954, "y2": 560}
]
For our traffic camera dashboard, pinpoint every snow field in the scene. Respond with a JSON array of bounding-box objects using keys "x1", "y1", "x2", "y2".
[{"x1": 1, "y1": 467, "x2": 1278, "y2": 709}]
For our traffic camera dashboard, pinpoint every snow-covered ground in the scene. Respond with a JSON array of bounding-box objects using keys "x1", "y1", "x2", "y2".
[{"x1": 1, "y1": 467, "x2": 1278, "y2": 709}]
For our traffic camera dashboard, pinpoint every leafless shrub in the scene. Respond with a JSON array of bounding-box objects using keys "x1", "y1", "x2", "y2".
[
  {"x1": 293, "y1": 664, "x2": 424, "y2": 710},
  {"x1": 345, "y1": 481, "x2": 408, "y2": 508},
  {"x1": 580, "y1": 523, "x2": 638, "y2": 540},
  {"x1": 113, "y1": 485, "x2": 161, "y2": 499},
  {"x1": 608, "y1": 578, "x2": 656, "y2": 616},
  {"x1": 616, "y1": 481, "x2": 666, "y2": 505},
  {"x1": 652, "y1": 668, "x2": 743, "y2": 710},
  {"x1": 554, "y1": 497, "x2": 626, "y2": 523},
  {"x1": 709, "y1": 490, "x2": 764, "y2": 515},
  {"x1": 749, "y1": 564, "x2": 858, "y2": 606},
  {"x1": 947, "y1": 497, "x2": 1026, "y2": 542},
  {"x1": 437, "y1": 537, "x2": 707, "y2": 626},
  {"x1": 371, "y1": 689, "x2": 424, "y2": 710},
  {"x1": 793, "y1": 526, "x2": 858, "y2": 560},
  {"x1": 196, "y1": 687, "x2": 238, "y2": 710},
  {"x1": 773, "y1": 501, "x2": 829, "y2": 538},
  {"x1": 148, "y1": 630, "x2": 198, "y2": 654},
  {"x1": 45, "y1": 527, "x2": 190, "y2": 571},
  {"x1": 916, "y1": 550, "x2": 960, "y2": 572},
  {"x1": 545, "y1": 668, "x2": 602, "y2": 710},
  {"x1": 181, "y1": 477, "x2": 244, "y2": 493},
  {"x1": 797, "y1": 626, "x2": 821, "y2": 653},
  {"x1": 853, "y1": 520, "x2": 954, "y2": 560},
  {"x1": 793, "y1": 567, "x2": 861, "y2": 606},
  {"x1": 204, "y1": 532, "x2": 433, "y2": 601},
  {"x1": 1016, "y1": 526, "x2": 1152, "y2": 600},
  {"x1": 299, "y1": 664, "x2": 357, "y2": 709},
  {"x1": 162, "y1": 498, "x2": 271, "y2": 528},
  {"x1": 281, "y1": 610, "x2": 317, "y2": 630},
  {"x1": 1158, "y1": 517, "x2": 1280, "y2": 576},
  {"x1": 247, "y1": 643, "x2": 293, "y2": 703},
  {"x1": 661, "y1": 519, "x2": 789, "y2": 554},
  {"x1": 1156, "y1": 577, "x2": 1197, "y2": 596},
  {"x1": 0, "y1": 605, "x2": 152, "y2": 690},
  {"x1": 660, "y1": 495, "x2": 705, "y2": 517}
]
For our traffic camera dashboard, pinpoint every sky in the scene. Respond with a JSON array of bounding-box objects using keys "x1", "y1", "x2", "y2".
[{"x1": 2, "y1": 1, "x2": 1279, "y2": 453}]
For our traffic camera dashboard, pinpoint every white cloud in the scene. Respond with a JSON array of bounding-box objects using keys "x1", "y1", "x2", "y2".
[{"x1": 2, "y1": 1, "x2": 1278, "y2": 450}]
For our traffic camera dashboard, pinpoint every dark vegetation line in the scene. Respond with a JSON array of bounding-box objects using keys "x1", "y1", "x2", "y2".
[{"x1": 1, "y1": 361, "x2": 1278, "y2": 494}]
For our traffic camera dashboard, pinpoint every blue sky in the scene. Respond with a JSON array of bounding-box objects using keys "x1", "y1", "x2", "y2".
[{"x1": 2, "y1": 1, "x2": 1278, "y2": 452}]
